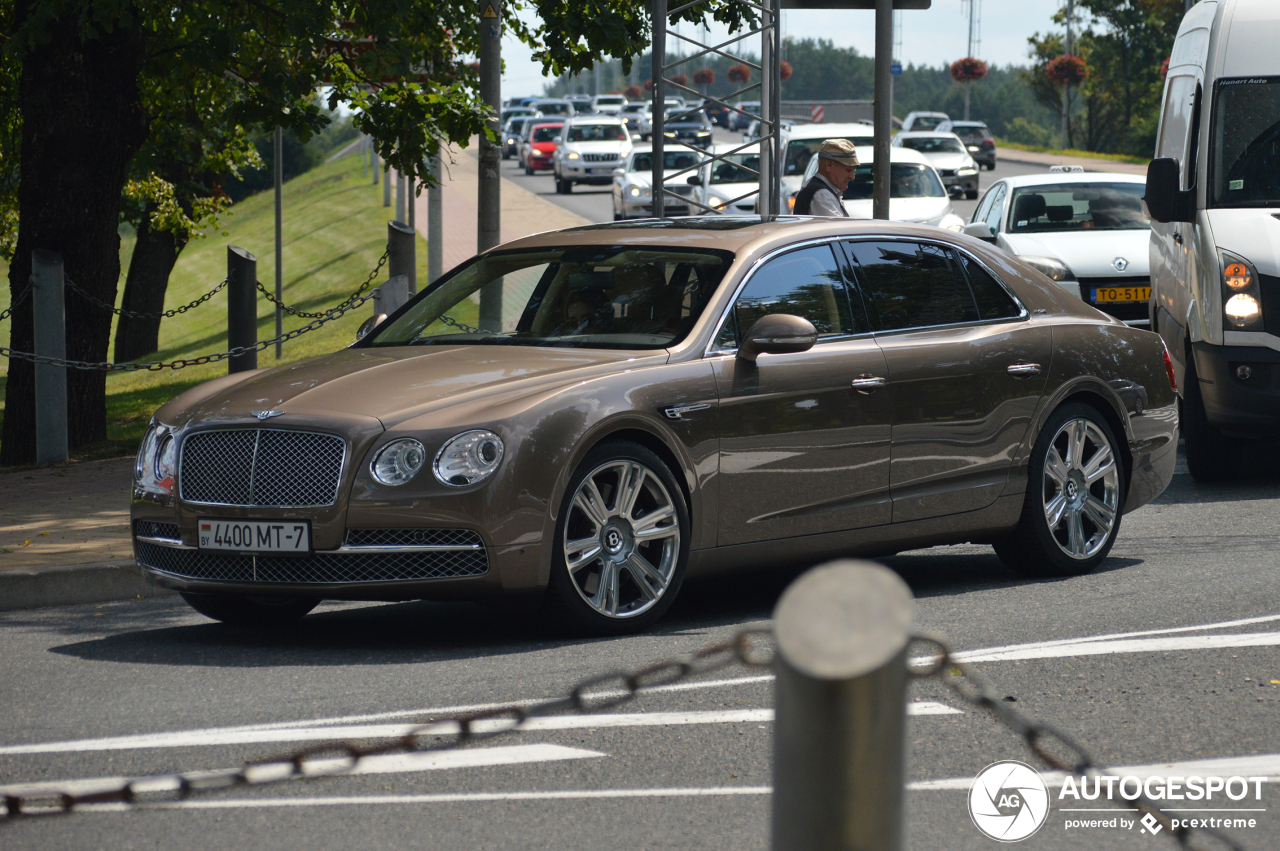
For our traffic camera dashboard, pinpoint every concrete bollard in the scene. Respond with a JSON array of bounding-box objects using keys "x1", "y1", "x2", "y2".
[
  {"x1": 373, "y1": 275, "x2": 410, "y2": 319},
  {"x1": 32, "y1": 249, "x2": 68, "y2": 465},
  {"x1": 771, "y1": 559, "x2": 914, "y2": 851},
  {"x1": 387, "y1": 220, "x2": 416, "y2": 295},
  {"x1": 226, "y1": 246, "x2": 258, "y2": 374}
]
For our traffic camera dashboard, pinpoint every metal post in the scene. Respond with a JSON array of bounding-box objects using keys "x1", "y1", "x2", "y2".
[
  {"x1": 1061, "y1": 0, "x2": 1073, "y2": 149},
  {"x1": 760, "y1": 0, "x2": 781, "y2": 216},
  {"x1": 873, "y1": 0, "x2": 893, "y2": 220},
  {"x1": 226, "y1": 246, "x2": 258, "y2": 374},
  {"x1": 428, "y1": 148, "x2": 444, "y2": 285},
  {"x1": 31, "y1": 249, "x2": 67, "y2": 465},
  {"x1": 771, "y1": 560, "x2": 913, "y2": 851},
  {"x1": 373, "y1": 274, "x2": 411, "y2": 318},
  {"x1": 396, "y1": 170, "x2": 408, "y2": 223},
  {"x1": 384, "y1": 163, "x2": 392, "y2": 207},
  {"x1": 373, "y1": 149, "x2": 380, "y2": 186},
  {"x1": 387, "y1": 220, "x2": 416, "y2": 297},
  {"x1": 273, "y1": 126, "x2": 283, "y2": 359},
  {"x1": 651, "y1": 0, "x2": 666, "y2": 219},
  {"x1": 478, "y1": 0, "x2": 502, "y2": 329}
]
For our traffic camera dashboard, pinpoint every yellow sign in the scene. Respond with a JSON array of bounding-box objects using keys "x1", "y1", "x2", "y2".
[{"x1": 482, "y1": 3, "x2": 497, "y2": 17}]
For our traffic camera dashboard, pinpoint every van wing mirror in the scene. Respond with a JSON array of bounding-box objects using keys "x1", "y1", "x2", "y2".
[
  {"x1": 1144, "y1": 157, "x2": 1195, "y2": 224},
  {"x1": 737, "y1": 314, "x2": 818, "y2": 362}
]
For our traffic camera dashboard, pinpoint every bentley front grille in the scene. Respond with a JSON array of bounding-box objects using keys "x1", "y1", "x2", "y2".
[{"x1": 180, "y1": 429, "x2": 346, "y2": 507}]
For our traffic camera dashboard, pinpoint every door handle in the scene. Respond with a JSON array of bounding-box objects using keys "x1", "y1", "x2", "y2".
[
  {"x1": 1173, "y1": 231, "x2": 1183, "y2": 245},
  {"x1": 851, "y1": 375, "x2": 888, "y2": 394},
  {"x1": 1007, "y1": 362, "x2": 1042, "y2": 378}
]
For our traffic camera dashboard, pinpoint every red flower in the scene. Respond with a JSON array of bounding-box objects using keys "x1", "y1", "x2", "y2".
[
  {"x1": 727, "y1": 64, "x2": 751, "y2": 83},
  {"x1": 1046, "y1": 54, "x2": 1088, "y2": 86},
  {"x1": 624, "y1": 84, "x2": 643, "y2": 100},
  {"x1": 780, "y1": 60, "x2": 792, "y2": 81},
  {"x1": 692, "y1": 68, "x2": 715, "y2": 86},
  {"x1": 670, "y1": 73, "x2": 688, "y2": 88},
  {"x1": 949, "y1": 57, "x2": 988, "y2": 83}
]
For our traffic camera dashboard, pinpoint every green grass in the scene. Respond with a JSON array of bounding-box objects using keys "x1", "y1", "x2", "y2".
[
  {"x1": 0, "y1": 153, "x2": 428, "y2": 463},
  {"x1": 994, "y1": 139, "x2": 1149, "y2": 166}
]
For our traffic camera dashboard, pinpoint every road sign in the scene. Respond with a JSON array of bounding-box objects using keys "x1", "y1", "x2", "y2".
[
  {"x1": 891, "y1": 62, "x2": 902, "y2": 76},
  {"x1": 482, "y1": 2, "x2": 497, "y2": 16},
  {"x1": 811, "y1": 105, "x2": 825, "y2": 123}
]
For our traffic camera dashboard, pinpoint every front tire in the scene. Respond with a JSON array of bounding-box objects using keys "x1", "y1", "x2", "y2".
[
  {"x1": 180, "y1": 592, "x2": 318, "y2": 627},
  {"x1": 1181, "y1": 355, "x2": 1239, "y2": 481},
  {"x1": 994, "y1": 403, "x2": 1125, "y2": 578},
  {"x1": 544, "y1": 442, "x2": 690, "y2": 635}
]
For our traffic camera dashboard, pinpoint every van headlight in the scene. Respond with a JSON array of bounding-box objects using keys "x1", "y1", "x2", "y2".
[
  {"x1": 1019, "y1": 255, "x2": 1077, "y2": 283},
  {"x1": 433, "y1": 430, "x2": 505, "y2": 487},
  {"x1": 1221, "y1": 250, "x2": 1264, "y2": 331},
  {"x1": 372, "y1": 438, "x2": 427, "y2": 486}
]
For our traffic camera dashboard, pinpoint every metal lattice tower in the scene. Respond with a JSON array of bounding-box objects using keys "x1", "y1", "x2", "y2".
[{"x1": 649, "y1": 0, "x2": 783, "y2": 218}]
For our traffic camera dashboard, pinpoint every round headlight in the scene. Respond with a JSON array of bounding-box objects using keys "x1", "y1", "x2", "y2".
[
  {"x1": 135, "y1": 425, "x2": 158, "y2": 481},
  {"x1": 155, "y1": 435, "x2": 176, "y2": 482},
  {"x1": 1225, "y1": 293, "x2": 1261, "y2": 327},
  {"x1": 371, "y1": 438, "x2": 427, "y2": 486},
  {"x1": 567, "y1": 151, "x2": 580, "y2": 160},
  {"x1": 433, "y1": 430, "x2": 505, "y2": 487},
  {"x1": 629, "y1": 185, "x2": 642, "y2": 196}
]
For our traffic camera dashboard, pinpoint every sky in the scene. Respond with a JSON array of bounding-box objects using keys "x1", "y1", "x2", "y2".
[{"x1": 501, "y1": 0, "x2": 1072, "y2": 97}]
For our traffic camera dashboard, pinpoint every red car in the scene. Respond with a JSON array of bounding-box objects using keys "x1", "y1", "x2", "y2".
[{"x1": 521, "y1": 121, "x2": 564, "y2": 175}]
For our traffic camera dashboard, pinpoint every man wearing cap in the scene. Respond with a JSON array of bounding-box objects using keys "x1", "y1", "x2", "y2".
[{"x1": 792, "y1": 139, "x2": 859, "y2": 217}]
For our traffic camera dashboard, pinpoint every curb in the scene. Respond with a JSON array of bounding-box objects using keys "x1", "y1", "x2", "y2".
[{"x1": 0, "y1": 560, "x2": 175, "y2": 612}]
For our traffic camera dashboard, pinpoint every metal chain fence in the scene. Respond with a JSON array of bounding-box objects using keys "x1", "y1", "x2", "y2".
[
  {"x1": 0, "y1": 251, "x2": 390, "y2": 372},
  {"x1": 65, "y1": 277, "x2": 228, "y2": 320},
  {"x1": 908, "y1": 635, "x2": 1246, "y2": 851},
  {"x1": 256, "y1": 250, "x2": 389, "y2": 320},
  {"x1": 0, "y1": 282, "x2": 31, "y2": 324}
]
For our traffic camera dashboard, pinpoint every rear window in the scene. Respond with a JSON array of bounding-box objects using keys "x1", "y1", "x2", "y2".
[
  {"x1": 784, "y1": 136, "x2": 872, "y2": 175},
  {"x1": 901, "y1": 137, "x2": 965, "y2": 154},
  {"x1": 533, "y1": 125, "x2": 562, "y2": 142},
  {"x1": 567, "y1": 124, "x2": 627, "y2": 142},
  {"x1": 911, "y1": 116, "x2": 947, "y2": 131},
  {"x1": 950, "y1": 124, "x2": 992, "y2": 141},
  {"x1": 1008, "y1": 183, "x2": 1149, "y2": 232}
]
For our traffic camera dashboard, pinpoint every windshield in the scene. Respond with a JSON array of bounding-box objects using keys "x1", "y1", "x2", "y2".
[
  {"x1": 949, "y1": 124, "x2": 990, "y2": 142},
  {"x1": 901, "y1": 136, "x2": 965, "y2": 154},
  {"x1": 1007, "y1": 183, "x2": 1149, "y2": 232},
  {"x1": 911, "y1": 115, "x2": 947, "y2": 131},
  {"x1": 538, "y1": 102, "x2": 572, "y2": 116},
  {"x1": 366, "y1": 246, "x2": 734, "y2": 351},
  {"x1": 1212, "y1": 78, "x2": 1280, "y2": 207},
  {"x1": 567, "y1": 124, "x2": 627, "y2": 142},
  {"x1": 532, "y1": 125, "x2": 562, "y2": 142},
  {"x1": 710, "y1": 153, "x2": 760, "y2": 184},
  {"x1": 596, "y1": 96, "x2": 625, "y2": 105},
  {"x1": 631, "y1": 151, "x2": 701, "y2": 172},
  {"x1": 785, "y1": 136, "x2": 872, "y2": 175},
  {"x1": 839, "y1": 163, "x2": 946, "y2": 200},
  {"x1": 623, "y1": 103, "x2": 646, "y2": 114}
]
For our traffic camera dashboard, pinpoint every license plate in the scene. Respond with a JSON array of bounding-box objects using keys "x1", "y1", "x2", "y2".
[
  {"x1": 1093, "y1": 286, "x2": 1151, "y2": 304},
  {"x1": 198, "y1": 519, "x2": 310, "y2": 554}
]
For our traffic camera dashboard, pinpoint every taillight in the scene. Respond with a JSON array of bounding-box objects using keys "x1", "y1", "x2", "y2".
[
  {"x1": 983, "y1": 139, "x2": 995, "y2": 149},
  {"x1": 1162, "y1": 342, "x2": 1177, "y2": 393}
]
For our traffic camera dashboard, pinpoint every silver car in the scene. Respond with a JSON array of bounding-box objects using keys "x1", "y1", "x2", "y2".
[
  {"x1": 892, "y1": 132, "x2": 980, "y2": 199},
  {"x1": 611, "y1": 146, "x2": 703, "y2": 219},
  {"x1": 553, "y1": 117, "x2": 633, "y2": 194}
]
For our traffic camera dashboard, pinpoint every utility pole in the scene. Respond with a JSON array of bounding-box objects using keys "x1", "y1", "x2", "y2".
[
  {"x1": 273, "y1": 127, "x2": 283, "y2": 358},
  {"x1": 873, "y1": 0, "x2": 893, "y2": 220},
  {"x1": 964, "y1": 0, "x2": 981, "y2": 120},
  {"x1": 478, "y1": 0, "x2": 502, "y2": 329},
  {"x1": 1061, "y1": 0, "x2": 1073, "y2": 149}
]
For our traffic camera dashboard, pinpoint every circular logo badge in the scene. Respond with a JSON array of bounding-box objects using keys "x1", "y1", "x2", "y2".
[{"x1": 968, "y1": 760, "x2": 1051, "y2": 842}]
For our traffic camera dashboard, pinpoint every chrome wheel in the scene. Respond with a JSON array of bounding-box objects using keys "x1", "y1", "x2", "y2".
[
  {"x1": 562, "y1": 459, "x2": 681, "y2": 619},
  {"x1": 1041, "y1": 418, "x2": 1120, "y2": 560}
]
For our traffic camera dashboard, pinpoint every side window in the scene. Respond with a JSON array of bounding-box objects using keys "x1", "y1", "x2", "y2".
[
  {"x1": 984, "y1": 184, "x2": 1007, "y2": 233},
  {"x1": 1157, "y1": 75, "x2": 1197, "y2": 188},
  {"x1": 729, "y1": 244, "x2": 856, "y2": 344},
  {"x1": 971, "y1": 185, "x2": 996, "y2": 224},
  {"x1": 960, "y1": 254, "x2": 1021, "y2": 320},
  {"x1": 845, "y1": 241, "x2": 979, "y2": 332}
]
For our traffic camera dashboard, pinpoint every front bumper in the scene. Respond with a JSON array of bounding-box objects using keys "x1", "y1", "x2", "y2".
[
  {"x1": 1193, "y1": 342, "x2": 1280, "y2": 436},
  {"x1": 940, "y1": 173, "x2": 979, "y2": 193},
  {"x1": 621, "y1": 197, "x2": 691, "y2": 217},
  {"x1": 560, "y1": 161, "x2": 622, "y2": 183}
]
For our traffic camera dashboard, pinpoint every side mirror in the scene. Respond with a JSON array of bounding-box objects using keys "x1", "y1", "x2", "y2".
[
  {"x1": 686, "y1": 175, "x2": 703, "y2": 186},
  {"x1": 356, "y1": 313, "x2": 388, "y2": 342},
  {"x1": 1145, "y1": 157, "x2": 1195, "y2": 224},
  {"x1": 962, "y1": 222, "x2": 997, "y2": 243},
  {"x1": 737, "y1": 314, "x2": 818, "y2": 362},
  {"x1": 612, "y1": 168, "x2": 625, "y2": 177}
]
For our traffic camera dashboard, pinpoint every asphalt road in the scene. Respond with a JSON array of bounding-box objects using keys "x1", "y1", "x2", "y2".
[
  {"x1": 502, "y1": 126, "x2": 1052, "y2": 226},
  {"x1": 4, "y1": 451, "x2": 1280, "y2": 850}
]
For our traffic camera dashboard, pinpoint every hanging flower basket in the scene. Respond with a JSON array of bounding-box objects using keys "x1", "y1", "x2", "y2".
[
  {"x1": 670, "y1": 73, "x2": 689, "y2": 88},
  {"x1": 727, "y1": 64, "x2": 751, "y2": 83},
  {"x1": 643, "y1": 78, "x2": 654, "y2": 92},
  {"x1": 1046, "y1": 55, "x2": 1088, "y2": 86},
  {"x1": 950, "y1": 57, "x2": 988, "y2": 83},
  {"x1": 692, "y1": 68, "x2": 715, "y2": 86},
  {"x1": 780, "y1": 60, "x2": 792, "y2": 81},
  {"x1": 625, "y1": 84, "x2": 643, "y2": 100}
]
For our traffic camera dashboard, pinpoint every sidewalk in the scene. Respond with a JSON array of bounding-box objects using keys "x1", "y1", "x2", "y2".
[
  {"x1": 995, "y1": 147, "x2": 1148, "y2": 176},
  {"x1": 0, "y1": 147, "x2": 590, "y2": 613}
]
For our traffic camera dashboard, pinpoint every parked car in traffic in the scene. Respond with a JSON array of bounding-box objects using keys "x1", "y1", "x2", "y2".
[
  {"x1": 565, "y1": 94, "x2": 594, "y2": 111},
  {"x1": 592, "y1": 94, "x2": 627, "y2": 115},
  {"x1": 661, "y1": 106, "x2": 714, "y2": 150},
  {"x1": 901, "y1": 111, "x2": 950, "y2": 133},
  {"x1": 133, "y1": 218, "x2": 1177, "y2": 633},
  {"x1": 620, "y1": 102, "x2": 651, "y2": 139},
  {"x1": 702, "y1": 99, "x2": 731, "y2": 128},
  {"x1": 611, "y1": 146, "x2": 702, "y2": 219},
  {"x1": 937, "y1": 119, "x2": 998, "y2": 170},
  {"x1": 502, "y1": 116, "x2": 538, "y2": 159},
  {"x1": 695, "y1": 143, "x2": 760, "y2": 214},
  {"x1": 742, "y1": 117, "x2": 795, "y2": 142},
  {"x1": 778, "y1": 122, "x2": 876, "y2": 203},
  {"x1": 963, "y1": 169, "x2": 1152, "y2": 326},
  {"x1": 552, "y1": 116, "x2": 633, "y2": 193},
  {"x1": 501, "y1": 106, "x2": 539, "y2": 126},
  {"x1": 519, "y1": 120, "x2": 565, "y2": 174},
  {"x1": 731, "y1": 100, "x2": 761, "y2": 131},
  {"x1": 533, "y1": 99, "x2": 576, "y2": 118},
  {"x1": 892, "y1": 131, "x2": 980, "y2": 199}
]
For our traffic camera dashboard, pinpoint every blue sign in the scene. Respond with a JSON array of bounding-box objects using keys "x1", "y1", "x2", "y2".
[{"x1": 891, "y1": 62, "x2": 903, "y2": 76}]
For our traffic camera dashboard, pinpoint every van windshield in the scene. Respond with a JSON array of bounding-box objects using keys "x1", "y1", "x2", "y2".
[{"x1": 1212, "y1": 78, "x2": 1280, "y2": 207}]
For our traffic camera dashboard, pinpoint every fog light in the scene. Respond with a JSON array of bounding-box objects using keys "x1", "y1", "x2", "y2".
[{"x1": 1237, "y1": 365, "x2": 1253, "y2": 380}]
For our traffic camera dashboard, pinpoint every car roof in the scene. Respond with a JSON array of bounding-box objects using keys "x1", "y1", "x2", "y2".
[
  {"x1": 945, "y1": 120, "x2": 988, "y2": 127},
  {"x1": 904, "y1": 111, "x2": 949, "y2": 118},
  {"x1": 1000, "y1": 171, "x2": 1147, "y2": 189},
  {"x1": 853, "y1": 145, "x2": 932, "y2": 165},
  {"x1": 895, "y1": 131, "x2": 964, "y2": 139},
  {"x1": 785, "y1": 122, "x2": 876, "y2": 140}
]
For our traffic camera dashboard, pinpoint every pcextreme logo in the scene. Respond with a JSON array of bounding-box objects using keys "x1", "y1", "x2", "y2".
[{"x1": 969, "y1": 760, "x2": 1052, "y2": 842}]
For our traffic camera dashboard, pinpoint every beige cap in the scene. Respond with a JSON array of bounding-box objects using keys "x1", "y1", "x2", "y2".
[{"x1": 818, "y1": 138, "x2": 860, "y2": 166}]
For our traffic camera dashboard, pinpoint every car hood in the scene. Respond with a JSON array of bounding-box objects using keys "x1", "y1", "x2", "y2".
[
  {"x1": 564, "y1": 140, "x2": 628, "y2": 152},
  {"x1": 843, "y1": 196, "x2": 954, "y2": 226},
  {"x1": 922, "y1": 152, "x2": 973, "y2": 169},
  {"x1": 532, "y1": 142, "x2": 556, "y2": 152},
  {"x1": 161, "y1": 346, "x2": 666, "y2": 431},
  {"x1": 1204, "y1": 209, "x2": 1280, "y2": 277},
  {"x1": 1001, "y1": 230, "x2": 1151, "y2": 276}
]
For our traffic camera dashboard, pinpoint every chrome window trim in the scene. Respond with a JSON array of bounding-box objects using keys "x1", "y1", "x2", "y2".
[
  {"x1": 135, "y1": 535, "x2": 190, "y2": 550},
  {"x1": 177, "y1": 427, "x2": 349, "y2": 508}
]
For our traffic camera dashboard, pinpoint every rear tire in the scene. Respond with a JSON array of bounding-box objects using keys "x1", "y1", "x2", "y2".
[
  {"x1": 180, "y1": 592, "x2": 318, "y2": 627},
  {"x1": 1181, "y1": 354, "x2": 1239, "y2": 481},
  {"x1": 966, "y1": 189, "x2": 979, "y2": 200},
  {"x1": 994, "y1": 402, "x2": 1125, "y2": 578}
]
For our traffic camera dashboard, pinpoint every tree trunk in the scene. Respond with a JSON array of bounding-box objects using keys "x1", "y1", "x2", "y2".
[
  {"x1": 1, "y1": 5, "x2": 147, "y2": 465},
  {"x1": 114, "y1": 209, "x2": 185, "y2": 363}
]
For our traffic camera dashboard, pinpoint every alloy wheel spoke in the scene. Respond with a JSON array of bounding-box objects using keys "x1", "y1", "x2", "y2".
[
  {"x1": 1067, "y1": 509, "x2": 1087, "y2": 557},
  {"x1": 1044, "y1": 493, "x2": 1068, "y2": 529},
  {"x1": 1067, "y1": 420, "x2": 1088, "y2": 470},
  {"x1": 1083, "y1": 446, "x2": 1115, "y2": 485},
  {"x1": 574, "y1": 484, "x2": 609, "y2": 529},
  {"x1": 1045, "y1": 447, "x2": 1069, "y2": 487},
  {"x1": 1083, "y1": 494, "x2": 1115, "y2": 531},
  {"x1": 591, "y1": 561, "x2": 617, "y2": 614},
  {"x1": 625, "y1": 552, "x2": 664, "y2": 600},
  {"x1": 565, "y1": 537, "x2": 602, "y2": 573},
  {"x1": 617, "y1": 463, "x2": 646, "y2": 520},
  {"x1": 632, "y1": 504, "x2": 676, "y2": 536}
]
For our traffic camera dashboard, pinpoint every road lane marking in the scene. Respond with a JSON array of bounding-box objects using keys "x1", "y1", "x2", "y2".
[
  {"x1": 0, "y1": 744, "x2": 605, "y2": 798},
  {"x1": 946, "y1": 631, "x2": 1280, "y2": 664},
  {"x1": 909, "y1": 752, "x2": 1280, "y2": 790},
  {"x1": 0, "y1": 704, "x2": 960, "y2": 756}
]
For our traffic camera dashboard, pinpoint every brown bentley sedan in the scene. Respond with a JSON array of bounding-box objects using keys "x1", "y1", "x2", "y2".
[{"x1": 132, "y1": 217, "x2": 1179, "y2": 634}]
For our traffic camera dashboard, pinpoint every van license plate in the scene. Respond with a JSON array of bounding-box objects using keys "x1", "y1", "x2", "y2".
[
  {"x1": 1093, "y1": 286, "x2": 1151, "y2": 304},
  {"x1": 198, "y1": 519, "x2": 311, "y2": 554}
]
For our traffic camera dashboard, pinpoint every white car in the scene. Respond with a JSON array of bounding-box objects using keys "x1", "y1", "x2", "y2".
[
  {"x1": 695, "y1": 143, "x2": 760, "y2": 214},
  {"x1": 962, "y1": 169, "x2": 1151, "y2": 325},
  {"x1": 552, "y1": 117, "x2": 634, "y2": 194},
  {"x1": 892, "y1": 131, "x2": 980, "y2": 199},
  {"x1": 901, "y1": 111, "x2": 950, "y2": 133},
  {"x1": 591, "y1": 94, "x2": 627, "y2": 115},
  {"x1": 778, "y1": 122, "x2": 876, "y2": 204},
  {"x1": 620, "y1": 102, "x2": 651, "y2": 139},
  {"x1": 610, "y1": 146, "x2": 703, "y2": 219}
]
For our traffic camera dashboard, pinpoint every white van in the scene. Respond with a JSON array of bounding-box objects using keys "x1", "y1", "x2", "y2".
[{"x1": 1146, "y1": 0, "x2": 1280, "y2": 480}]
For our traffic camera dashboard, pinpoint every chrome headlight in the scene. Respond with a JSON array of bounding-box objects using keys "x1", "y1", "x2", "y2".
[
  {"x1": 1020, "y1": 255, "x2": 1077, "y2": 283},
  {"x1": 708, "y1": 195, "x2": 727, "y2": 210},
  {"x1": 957, "y1": 166, "x2": 978, "y2": 175},
  {"x1": 629, "y1": 185, "x2": 643, "y2": 197},
  {"x1": 135, "y1": 423, "x2": 159, "y2": 482},
  {"x1": 371, "y1": 438, "x2": 427, "y2": 486},
  {"x1": 155, "y1": 434, "x2": 176, "y2": 484},
  {"x1": 433, "y1": 430, "x2": 504, "y2": 487},
  {"x1": 1221, "y1": 250, "x2": 1264, "y2": 331}
]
